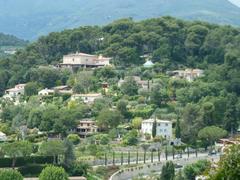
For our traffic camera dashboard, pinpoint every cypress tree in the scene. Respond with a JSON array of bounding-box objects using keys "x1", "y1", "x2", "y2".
[
  {"x1": 175, "y1": 117, "x2": 181, "y2": 139},
  {"x1": 152, "y1": 119, "x2": 157, "y2": 138}
]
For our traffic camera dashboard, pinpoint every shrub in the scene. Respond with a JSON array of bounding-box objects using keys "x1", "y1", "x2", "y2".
[
  {"x1": 18, "y1": 164, "x2": 46, "y2": 177},
  {"x1": 0, "y1": 169, "x2": 23, "y2": 180},
  {"x1": 39, "y1": 165, "x2": 69, "y2": 180},
  {"x1": 0, "y1": 156, "x2": 54, "y2": 168},
  {"x1": 67, "y1": 134, "x2": 80, "y2": 145},
  {"x1": 67, "y1": 162, "x2": 90, "y2": 176}
]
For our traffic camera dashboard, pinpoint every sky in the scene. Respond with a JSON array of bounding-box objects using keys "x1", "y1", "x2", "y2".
[{"x1": 228, "y1": 0, "x2": 240, "y2": 7}]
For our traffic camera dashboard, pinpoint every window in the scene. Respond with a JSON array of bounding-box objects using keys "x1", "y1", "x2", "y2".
[
  {"x1": 165, "y1": 123, "x2": 168, "y2": 126},
  {"x1": 158, "y1": 123, "x2": 161, "y2": 126}
]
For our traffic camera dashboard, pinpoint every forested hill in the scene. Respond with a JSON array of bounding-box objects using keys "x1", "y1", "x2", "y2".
[
  {"x1": 0, "y1": 17, "x2": 240, "y2": 97},
  {"x1": 0, "y1": 0, "x2": 240, "y2": 39},
  {"x1": 0, "y1": 33, "x2": 27, "y2": 46}
]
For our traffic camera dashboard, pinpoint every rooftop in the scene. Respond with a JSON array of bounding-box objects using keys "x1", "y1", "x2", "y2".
[{"x1": 142, "y1": 119, "x2": 172, "y2": 123}]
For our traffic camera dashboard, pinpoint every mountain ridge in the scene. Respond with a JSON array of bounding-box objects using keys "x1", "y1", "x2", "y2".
[{"x1": 0, "y1": 0, "x2": 240, "y2": 40}]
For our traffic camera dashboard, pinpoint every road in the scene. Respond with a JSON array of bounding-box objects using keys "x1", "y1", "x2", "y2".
[{"x1": 109, "y1": 153, "x2": 220, "y2": 180}]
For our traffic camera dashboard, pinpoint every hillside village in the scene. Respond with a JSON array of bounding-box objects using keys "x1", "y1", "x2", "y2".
[{"x1": 0, "y1": 16, "x2": 240, "y2": 180}]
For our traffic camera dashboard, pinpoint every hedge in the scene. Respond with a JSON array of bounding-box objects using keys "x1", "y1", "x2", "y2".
[
  {"x1": 0, "y1": 156, "x2": 54, "y2": 168},
  {"x1": 18, "y1": 164, "x2": 47, "y2": 177}
]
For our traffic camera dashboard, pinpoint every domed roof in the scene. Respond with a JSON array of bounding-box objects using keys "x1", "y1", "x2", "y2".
[{"x1": 143, "y1": 60, "x2": 154, "y2": 67}]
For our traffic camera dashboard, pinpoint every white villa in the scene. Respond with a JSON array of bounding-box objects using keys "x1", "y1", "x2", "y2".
[
  {"x1": 58, "y1": 52, "x2": 111, "y2": 69},
  {"x1": 4, "y1": 84, "x2": 26, "y2": 98},
  {"x1": 71, "y1": 93, "x2": 102, "y2": 104},
  {"x1": 141, "y1": 119, "x2": 173, "y2": 140},
  {"x1": 168, "y1": 69, "x2": 204, "y2": 82}
]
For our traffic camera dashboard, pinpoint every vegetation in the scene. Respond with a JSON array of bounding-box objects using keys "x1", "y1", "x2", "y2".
[
  {"x1": 160, "y1": 161, "x2": 175, "y2": 180},
  {"x1": 0, "y1": 15, "x2": 240, "y2": 179},
  {"x1": 0, "y1": 169, "x2": 23, "y2": 180},
  {"x1": 39, "y1": 165, "x2": 69, "y2": 180},
  {"x1": 212, "y1": 144, "x2": 240, "y2": 180}
]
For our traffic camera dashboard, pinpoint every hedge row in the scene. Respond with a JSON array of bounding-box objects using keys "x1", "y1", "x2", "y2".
[{"x1": 0, "y1": 156, "x2": 54, "y2": 168}]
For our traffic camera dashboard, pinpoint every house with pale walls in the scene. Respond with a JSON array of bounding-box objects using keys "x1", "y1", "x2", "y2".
[
  {"x1": 71, "y1": 93, "x2": 102, "y2": 104},
  {"x1": 168, "y1": 69, "x2": 204, "y2": 82},
  {"x1": 38, "y1": 85, "x2": 73, "y2": 96},
  {"x1": 75, "y1": 119, "x2": 98, "y2": 138},
  {"x1": 57, "y1": 52, "x2": 111, "y2": 69},
  {"x1": 141, "y1": 119, "x2": 173, "y2": 140},
  {"x1": 4, "y1": 84, "x2": 26, "y2": 98}
]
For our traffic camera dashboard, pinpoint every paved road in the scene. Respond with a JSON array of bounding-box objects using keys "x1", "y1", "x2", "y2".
[{"x1": 109, "y1": 153, "x2": 220, "y2": 180}]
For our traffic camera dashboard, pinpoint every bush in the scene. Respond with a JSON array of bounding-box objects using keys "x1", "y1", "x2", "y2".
[
  {"x1": 67, "y1": 162, "x2": 90, "y2": 176},
  {"x1": 39, "y1": 165, "x2": 69, "y2": 180},
  {"x1": 18, "y1": 164, "x2": 47, "y2": 177},
  {"x1": 0, "y1": 169, "x2": 23, "y2": 180},
  {"x1": 67, "y1": 134, "x2": 80, "y2": 145}
]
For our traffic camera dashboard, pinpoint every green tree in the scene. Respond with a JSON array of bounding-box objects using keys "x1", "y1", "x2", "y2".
[
  {"x1": 131, "y1": 117, "x2": 143, "y2": 130},
  {"x1": 0, "y1": 169, "x2": 23, "y2": 180},
  {"x1": 24, "y1": 82, "x2": 39, "y2": 96},
  {"x1": 63, "y1": 139, "x2": 75, "y2": 168},
  {"x1": 39, "y1": 165, "x2": 69, "y2": 180},
  {"x1": 39, "y1": 140, "x2": 65, "y2": 164},
  {"x1": 198, "y1": 126, "x2": 227, "y2": 150},
  {"x1": 184, "y1": 160, "x2": 210, "y2": 180},
  {"x1": 122, "y1": 130, "x2": 138, "y2": 146},
  {"x1": 1, "y1": 141, "x2": 32, "y2": 168},
  {"x1": 175, "y1": 117, "x2": 181, "y2": 139},
  {"x1": 160, "y1": 161, "x2": 175, "y2": 180},
  {"x1": 117, "y1": 100, "x2": 129, "y2": 118},
  {"x1": 212, "y1": 144, "x2": 240, "y2": 180},
  {"x1": 121, "y1": 77, "x2": 138, "y2": 96},
  {"x1": 67, "y1": 134, "x2": 80, "y2": 145},
  {"x1": 96, "y1": 109, "x2": 123, "y2": 131}
]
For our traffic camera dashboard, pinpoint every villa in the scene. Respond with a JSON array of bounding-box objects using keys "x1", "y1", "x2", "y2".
[
  {"x1": 75, "y1": 119, "x2": 98, "y2": 138},
  {"x1": 4, "y1": 83, "x2": 26, "y2": 98},
  {"x1": 141, "y1": 119, "x2": 173, "y2": 140},
  {"x1": 168, "y1": 69, "x2": 204, "y2": 82},
  {"x1": 57, "y1": 52, "x2": 111, "y2": 69}
]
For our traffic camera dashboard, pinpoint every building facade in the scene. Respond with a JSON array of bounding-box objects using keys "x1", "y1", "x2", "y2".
[
  {"x1": 4, "y1": 84, "x2": 26, "y2": 98},
  {"x1": 141, "y1": 119, "x2": 173, "y2": 140},
  {"x1": 169, "y1": 69, "x2": 204, "y2": 82},
  {"x1": 76, "y1": 120, "x2": 98, "y2": 138},
  {"x1": 58, "y1": 52, "x2": 111, "y2": 69}
]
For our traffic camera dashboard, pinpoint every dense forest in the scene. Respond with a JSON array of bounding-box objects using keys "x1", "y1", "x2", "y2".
[{"x1": 0, "y1": 16, "x2": 240, "y2": 145}]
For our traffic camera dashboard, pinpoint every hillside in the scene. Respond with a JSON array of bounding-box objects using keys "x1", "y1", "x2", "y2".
[
  {"x1": 0, "y1": 33, "x2": 27, "y2": 47},
  {"x1": 0, "y1": 0, "x2": 240, "y2": 40}
]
